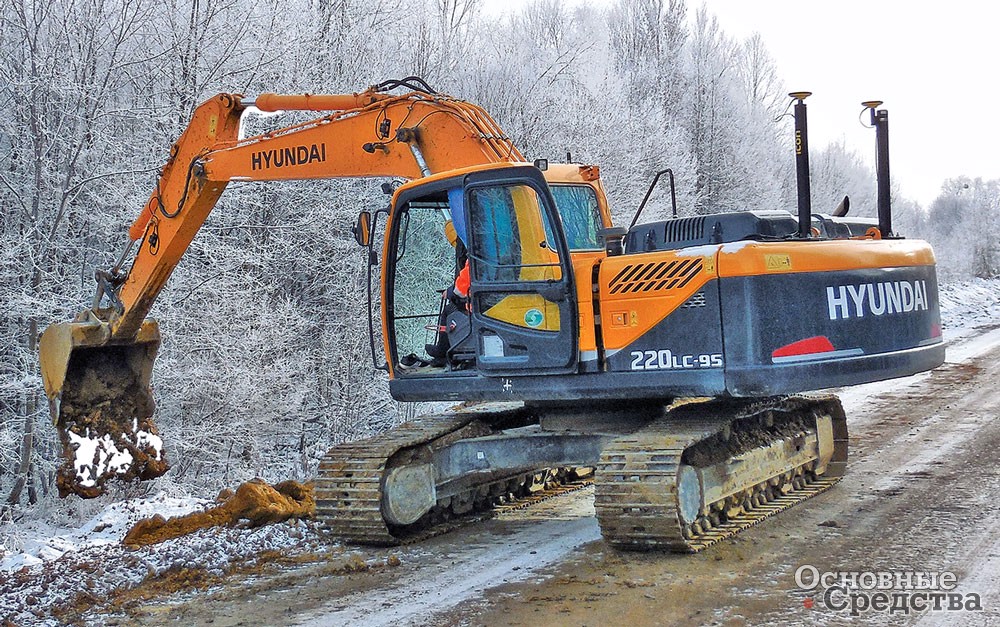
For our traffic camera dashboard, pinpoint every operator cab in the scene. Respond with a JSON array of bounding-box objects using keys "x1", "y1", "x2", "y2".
[{"x1": 358, "y1": 163, "x2": 585, "y2": 388}]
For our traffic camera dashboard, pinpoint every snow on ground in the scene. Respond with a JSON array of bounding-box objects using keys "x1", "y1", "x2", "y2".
[
  {"x1": 937, "y1": 278, "x2": 1000, "y2": 339},
  {"x1": 0, "y1": 492, "x2": 207, "y2": 572},
  {"x1": 0, "y1": 279, "x2": 997, "y2": 625},
  {"x1": 0, "y1": 502, "x2": 327, "y2": 626}
]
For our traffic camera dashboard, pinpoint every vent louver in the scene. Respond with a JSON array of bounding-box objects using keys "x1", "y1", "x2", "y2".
[
  {"x1": 663, "y1": 216, "x2": 706, "y2": 243},
  {"x1": 609, "y1": 258, "x2": 703, "y2": 294}
]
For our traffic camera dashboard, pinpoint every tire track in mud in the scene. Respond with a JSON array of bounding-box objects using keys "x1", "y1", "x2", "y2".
[
  {"x1": 295, "y1": 493, "x2": 601, "y2": 627},
  {"x1": 121, "y1": 481, "x2": 604, "y2": 626}
]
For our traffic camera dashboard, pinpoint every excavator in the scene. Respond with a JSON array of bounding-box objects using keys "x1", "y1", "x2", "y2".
[{"x1": 39, "y1": 78, "x2": 944, "y2": 550}]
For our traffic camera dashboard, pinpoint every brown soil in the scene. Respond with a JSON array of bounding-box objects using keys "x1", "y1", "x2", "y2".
[
  {"x1": 55, "y1": 347, "x2": 169, "y2": 499},
  {"x1": 51, "y1": 548, "x2": 393, "y2": 626},
  {"x1": 123, "y1": 480, "x2": 315, "y2": 549}
]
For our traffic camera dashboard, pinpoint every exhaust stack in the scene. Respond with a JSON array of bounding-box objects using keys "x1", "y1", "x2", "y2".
[
  {"x1": 789, "y1": 92, "x2": 813, "y2": 238},
  {"x1": 863, "y1": 101, "x2": 892, "y2": 237}
]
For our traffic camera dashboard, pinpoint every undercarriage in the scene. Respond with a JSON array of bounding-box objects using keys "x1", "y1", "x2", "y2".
[{"x1": 315, "y1": 394, "x2": 846, "y2": 551}]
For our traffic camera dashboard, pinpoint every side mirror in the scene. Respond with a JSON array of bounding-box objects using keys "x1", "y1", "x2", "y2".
[
  {"x1": 599, "y1": 226, "x2": 628, "y2": 256},
  {"x1": 353, "y1": 211, "x2": 372, "y2": 247}
]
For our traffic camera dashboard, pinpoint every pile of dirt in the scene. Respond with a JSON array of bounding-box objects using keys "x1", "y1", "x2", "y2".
[
  {"x1": 55, "y1": 347, "x2": 169, "y2": 499},
  {"x1": 122, "y1": 480, "x2": 315, "y2": 549}
]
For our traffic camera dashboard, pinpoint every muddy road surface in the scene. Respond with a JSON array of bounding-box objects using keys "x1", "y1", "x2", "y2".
[{"x1": 119, "y1": 328, "x2": 1000, "y2": 626}]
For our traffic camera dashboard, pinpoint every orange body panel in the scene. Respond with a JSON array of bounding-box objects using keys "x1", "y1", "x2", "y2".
[
  {"x1": 715, "y1": 238, "x2": 936, "y2": 277},
  {"x1": 544, "y1": 164, "x2": 611, "y2": 360},
  {"x1": 570, "y1": 251, "x2": 604, "y2": 356},
  {"x1": 598, "y1": 250, "x2": 717, "y2": 352},
  {"x1": 597, "y1": 238, "x2": 936, "y2": 353}
]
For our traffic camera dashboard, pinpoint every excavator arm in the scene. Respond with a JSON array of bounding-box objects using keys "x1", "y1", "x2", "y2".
[
  {"x1": 39, "y1": 80, "x2": 524, "y2": 498},
  {"x1": 114, "y1": 87, "x2": 523, "y2": 339}
]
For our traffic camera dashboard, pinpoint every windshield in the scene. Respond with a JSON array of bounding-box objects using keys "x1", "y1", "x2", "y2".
[
  {"x1": 550, "y1": 184, "x2": 603, "y2": 251},
  {"x1": 391, "y1": 201, "x2": 456, "y2": 363}
]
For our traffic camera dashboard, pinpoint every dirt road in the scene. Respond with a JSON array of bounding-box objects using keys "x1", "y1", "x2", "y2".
[{"x1": 121, "y1": 327, "x2": 1000, "y2": 626}]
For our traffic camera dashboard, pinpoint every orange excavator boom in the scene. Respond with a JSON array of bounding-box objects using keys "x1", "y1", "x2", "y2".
[
  {"x1": 38, "y1": 80, "x2": 536, "y2": 498},
  {"x1": 117, "y1": 88, "x2": 523, "y2": 340}
]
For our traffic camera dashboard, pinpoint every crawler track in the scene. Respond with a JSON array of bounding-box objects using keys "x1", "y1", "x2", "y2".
[
  {"x1": 318, "y1": 396, "x2": 847, "y2": 551},
  {"x1": 315, "y1": 413, "x2": 477, "y2": 545},
  {"x1": 315, "y1": 407, "x2": 593, "y2": 545},
  {"x1": 595, "y1": 395, "x2": 847, "y2": 551}
]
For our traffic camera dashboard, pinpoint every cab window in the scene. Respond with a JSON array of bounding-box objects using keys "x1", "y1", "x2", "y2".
[
  {"x1": 550, "y1": 184, "x2": 603, "y2": 250},
  {"x1": 468, "y1": 184, "x2": 562, "y2": 283}
]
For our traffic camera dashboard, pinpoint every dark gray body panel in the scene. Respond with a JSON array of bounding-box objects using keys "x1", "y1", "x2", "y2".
[{"x1": 390, "y1": 265, "x2": 945, "y2": 402}]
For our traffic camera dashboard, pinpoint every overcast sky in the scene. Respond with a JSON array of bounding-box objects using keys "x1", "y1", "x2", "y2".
[
  {"x1": 699, "y1": 0, "x2": 999, "y2": 207},
  {"x1": 483, "y1": 0, "x2": 999, "y2": 207}
]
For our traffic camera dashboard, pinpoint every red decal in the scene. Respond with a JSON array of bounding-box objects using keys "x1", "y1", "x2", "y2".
[{"x1": 772, "y1": 336, "x2": 835, "y2": 358}]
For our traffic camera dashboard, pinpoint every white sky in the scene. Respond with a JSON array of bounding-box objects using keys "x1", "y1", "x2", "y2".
[{"x1": 482, "y1": 0, "x2": 1000, "y2": 207}]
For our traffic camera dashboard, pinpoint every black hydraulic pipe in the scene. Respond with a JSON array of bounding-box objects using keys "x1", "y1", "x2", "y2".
[
  {"x1": 863, "y1": 101, "x2": 892, "y2": 237},
  {"x1": 668, "y1": 169, "x2": 678, "y2": 218},
  {"x1": 789, "y1": 92, "x2": 812, "y2": 238},
  {"x1": 629, "y1": 168, "x2": 677, "y2": 229}
]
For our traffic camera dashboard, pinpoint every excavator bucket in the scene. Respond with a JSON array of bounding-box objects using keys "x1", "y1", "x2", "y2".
[{"x1": 39, "y1": 314, "x2": 169, "y2": 498}]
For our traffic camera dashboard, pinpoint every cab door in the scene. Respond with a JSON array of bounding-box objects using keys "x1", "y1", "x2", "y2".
[{"x1": 461, "y1": 166, "x2": 578, "y2": 375}]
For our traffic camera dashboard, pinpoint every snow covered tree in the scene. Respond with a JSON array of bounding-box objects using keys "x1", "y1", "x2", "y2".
[
  {"x1": 0, "y1": 0, "x2": 161, "y2": 506},
  {"x1": 809, "y1": 142, "x2": 877, "y2": 217},
  {"x1": 925, "y1": 177, "x2": 1000, "y2": 279}
]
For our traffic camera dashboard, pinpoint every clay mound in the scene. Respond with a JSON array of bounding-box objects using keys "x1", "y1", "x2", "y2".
[{"x1": 123, "y1": 479, "x2": 315, "y2": 549}]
